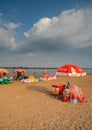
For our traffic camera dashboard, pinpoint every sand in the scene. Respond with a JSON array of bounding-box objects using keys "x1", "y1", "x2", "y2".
[{"x1": 0, "y1": 75, "x2": 92, "y2": 130}]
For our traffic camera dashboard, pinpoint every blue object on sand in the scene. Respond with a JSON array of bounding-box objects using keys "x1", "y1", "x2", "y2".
[{"x1": 70, "y1": 99, "x2": 78, "y2": 104}]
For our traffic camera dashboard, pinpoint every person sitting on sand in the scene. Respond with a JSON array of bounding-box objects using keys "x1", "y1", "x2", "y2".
[
  {"x1": 69, "y1": 85, "x2": 86, "y2": 103},
  {"x1": 62, "y1": 82, "x2": 71, "y2": 102}
]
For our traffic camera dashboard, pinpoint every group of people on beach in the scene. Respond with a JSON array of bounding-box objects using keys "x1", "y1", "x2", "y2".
[
  {"x1": 61, "y1": 82, "x2": 86, "y2": 103},
  {"x1": 52, "y1": 81, "x2": 86, "y2": 104}
]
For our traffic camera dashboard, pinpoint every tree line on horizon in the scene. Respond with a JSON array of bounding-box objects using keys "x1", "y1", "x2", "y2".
[{"x1": 0, "y1": 66, "x2": 58, "y2": 69}]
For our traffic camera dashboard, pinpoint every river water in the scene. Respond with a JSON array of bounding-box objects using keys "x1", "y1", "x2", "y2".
[{"x1": 8, "y1": 68, "x2": 92, "y2": 77}]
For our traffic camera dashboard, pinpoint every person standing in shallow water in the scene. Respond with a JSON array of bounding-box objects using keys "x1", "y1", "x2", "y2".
[
  {"x1": 16, "y1": 72, "x2": 22, "y2": 80},
  {"x1": 34, "y1": 72, "x2": 36, "y2": 76}
]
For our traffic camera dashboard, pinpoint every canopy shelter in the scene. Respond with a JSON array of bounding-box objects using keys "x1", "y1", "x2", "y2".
[
  {"x1": 56, "y1": 64, "x2": 86, "y2": 76},
  {"x1": 13, "y1": 69, "x2": 26, "y2": 75},
  {"x1": 0, "y1": 68, "x2": 9, "y2": 77}
]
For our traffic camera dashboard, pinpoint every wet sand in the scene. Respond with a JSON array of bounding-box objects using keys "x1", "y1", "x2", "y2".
[{"x1": 0, "y1": 75, "x2": 92, "y2": 130}]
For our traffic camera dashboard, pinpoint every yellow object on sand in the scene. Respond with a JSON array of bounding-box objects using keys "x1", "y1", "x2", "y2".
[{"x1": 29, "y1": 76, "x2": 37, "y2": 82}]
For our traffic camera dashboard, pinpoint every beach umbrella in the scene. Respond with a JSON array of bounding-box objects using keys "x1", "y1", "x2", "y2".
[
  {"x1": 0, "y1": 68, "x2": 9, "y2": 76},
  {"x1": 13, "y1": 68, "x2": 26, "y2": 75},
  {"x1": 56, "y1": 64, "x2": 86, "y2": 76}
]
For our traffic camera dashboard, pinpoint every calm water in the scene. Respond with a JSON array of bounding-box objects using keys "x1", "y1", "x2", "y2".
[
  {"x1": 8, "y1": 68, "x2": 92, "y2": 77},
  {"x1": 8, "y1": 68, "x2": 57, "y2": 77}
]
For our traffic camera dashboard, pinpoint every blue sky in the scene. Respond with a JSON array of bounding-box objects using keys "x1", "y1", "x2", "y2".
[{"x1": 0, "y1": 0, "x2": 92, "y2": 68}]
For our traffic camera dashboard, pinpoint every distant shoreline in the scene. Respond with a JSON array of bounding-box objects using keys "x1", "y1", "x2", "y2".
[
  {"x1": 0, "y1": 67, "x2": 92, "y2": 70},
  {"x1": 0, "y1": 67, "x2": 58, "y2": 69}
]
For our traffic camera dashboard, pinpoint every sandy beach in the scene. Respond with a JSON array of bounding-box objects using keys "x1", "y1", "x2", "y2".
[{"x1": 0, "y1": 75, "x2": 92, "y2": 130}]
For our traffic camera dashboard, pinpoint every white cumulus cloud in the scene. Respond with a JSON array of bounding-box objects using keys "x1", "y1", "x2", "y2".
[
  {"x1": 22, "y1": 8, "x2": 92, "y2": 52},
  {"x1": 0, "y1": 8, "x2": 92, "y2": 67},
  {"x1": 4, "y1": 22, "x2": 21, "y2": 30},
  {"x1": 0, "y1": 20, "x2": 21, "y2": 51}
]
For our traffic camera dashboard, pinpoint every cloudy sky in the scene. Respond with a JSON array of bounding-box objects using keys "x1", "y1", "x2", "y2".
[{"x1": 0, "y1": 0, "x2": 92, "y2": 68}]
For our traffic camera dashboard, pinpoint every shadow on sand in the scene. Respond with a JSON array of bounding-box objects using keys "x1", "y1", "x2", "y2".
[{"x1": 26, "y1": 85, "x2": 61, "y2": 100}]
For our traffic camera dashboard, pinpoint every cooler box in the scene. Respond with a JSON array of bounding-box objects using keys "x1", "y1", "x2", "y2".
[{"x1": 52, "y1": 84, "x2": 65, "y2": 96}]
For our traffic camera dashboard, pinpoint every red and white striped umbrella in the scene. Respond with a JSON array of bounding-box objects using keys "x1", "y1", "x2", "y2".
[{"x1": 56, "y1": 64, "x2": 86, "y2": 76}]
